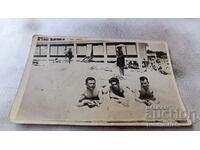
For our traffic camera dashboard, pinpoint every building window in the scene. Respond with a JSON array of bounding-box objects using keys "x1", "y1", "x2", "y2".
[
  {"x1": 50, "y1": 44, "x2": 74, "y2": 57},
  {"x1": 57, "y1": 46, "x2": 65, "y2": 56},
  {"x1": 34, "y1": 45, "x2": 48, "y2": 57},
  {"x1": 126, "y1": 44, "x2": 137, "y2": 57},
  {"x1": 50, "y1": 45, "x2": 58, "y2": 56},
  {"x1": 106, "y1": 43, "x2": 137, "y2": 58},
  {"x1": 106, "y1": 44, "x2": 116, "y2": 58},
  {"x1": 92, "y1": 44, "x2": 104, "y2": 58},
  {"x1": 77, "y1": 44, "x2": 87, "y2": 57}
]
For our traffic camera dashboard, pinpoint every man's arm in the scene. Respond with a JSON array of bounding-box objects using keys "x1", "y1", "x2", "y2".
[
  {"x1": 78, "y1": 93, "x2": 86, "y2": 102},
  {"x1": 109, "y1": 92, "x2": 125, "y2": 100},
  {"x1": 109, "y1": 89, "x2": 129, "y2": 107},
  {"x1": 135, "y1": 91, "x2": 152, "y2": 106}
]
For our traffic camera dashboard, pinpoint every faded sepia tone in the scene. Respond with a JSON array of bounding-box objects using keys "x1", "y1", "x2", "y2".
[{"x1": 10, "y1": 35, "x2": 191, "y2": 126}]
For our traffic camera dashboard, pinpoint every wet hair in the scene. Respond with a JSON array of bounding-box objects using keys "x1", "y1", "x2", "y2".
[
  {"x1": 85, "y1": 77, "x2": 96, "y2": 84},
  {"x1": 109, "y1": 77, "x2": 119, "y2": 84},
  {"x1": 139, "y1": 76, "x2": 149, "y2": 83}
]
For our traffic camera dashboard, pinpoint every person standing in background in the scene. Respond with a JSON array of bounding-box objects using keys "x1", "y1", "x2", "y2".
[
  {"x1": 116, "y1": 46, "x2": 125, "y2": 76},
  {"x1": 67, "y1": 48, "x2": 73, "y2": 64}
]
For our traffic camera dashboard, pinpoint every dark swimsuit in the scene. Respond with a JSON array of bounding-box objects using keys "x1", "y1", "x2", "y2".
[
  {"x1": 139, "y1": 86, "x2": 155, "y2": 100},
  {"x1": 85, "y1": 96, "x2": 99, "y2": 100},
  {"x1": 110, "y1": 87, "x2": 125, "y2": 98}
]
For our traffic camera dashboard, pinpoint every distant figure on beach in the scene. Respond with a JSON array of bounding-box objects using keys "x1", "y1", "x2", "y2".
[
  {"x1": 64, "y1": 48, "x2": 73, "y2": 64},
  {"x1": 116, "y1": 46, "x2": 125, "y2": 76},
  {"x1": 67, "y1": 48, "x2": 73, "y2": 64},
  {"x1": 142, "y1": 58, "x2": 149, "y2": 72}
]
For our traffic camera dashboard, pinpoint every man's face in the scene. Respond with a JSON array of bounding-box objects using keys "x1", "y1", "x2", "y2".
[
  {"x1": 86, "y1": 80, "x2": 96, "y2": 90},
  {"x1": 110, "y1": 81, "x2": 120, "y2": 90},
  {"x1": 141, "y1": 79, "x2": 149, "y2": 88}
]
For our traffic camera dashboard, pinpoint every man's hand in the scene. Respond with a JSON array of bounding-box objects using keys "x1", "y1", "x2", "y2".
[{"x1": 78, "y1": 99, "x2": 83, "y2": 103}]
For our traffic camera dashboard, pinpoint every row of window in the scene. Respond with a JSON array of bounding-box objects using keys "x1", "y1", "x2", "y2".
[{"x1": 34, "y1": 43, "x2": 138, "y2": 58}]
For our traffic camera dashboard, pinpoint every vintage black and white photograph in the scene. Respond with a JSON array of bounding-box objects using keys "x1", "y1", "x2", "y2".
[{"x1": 10, "y1": 35, "x2": 191, "y2": 126}]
